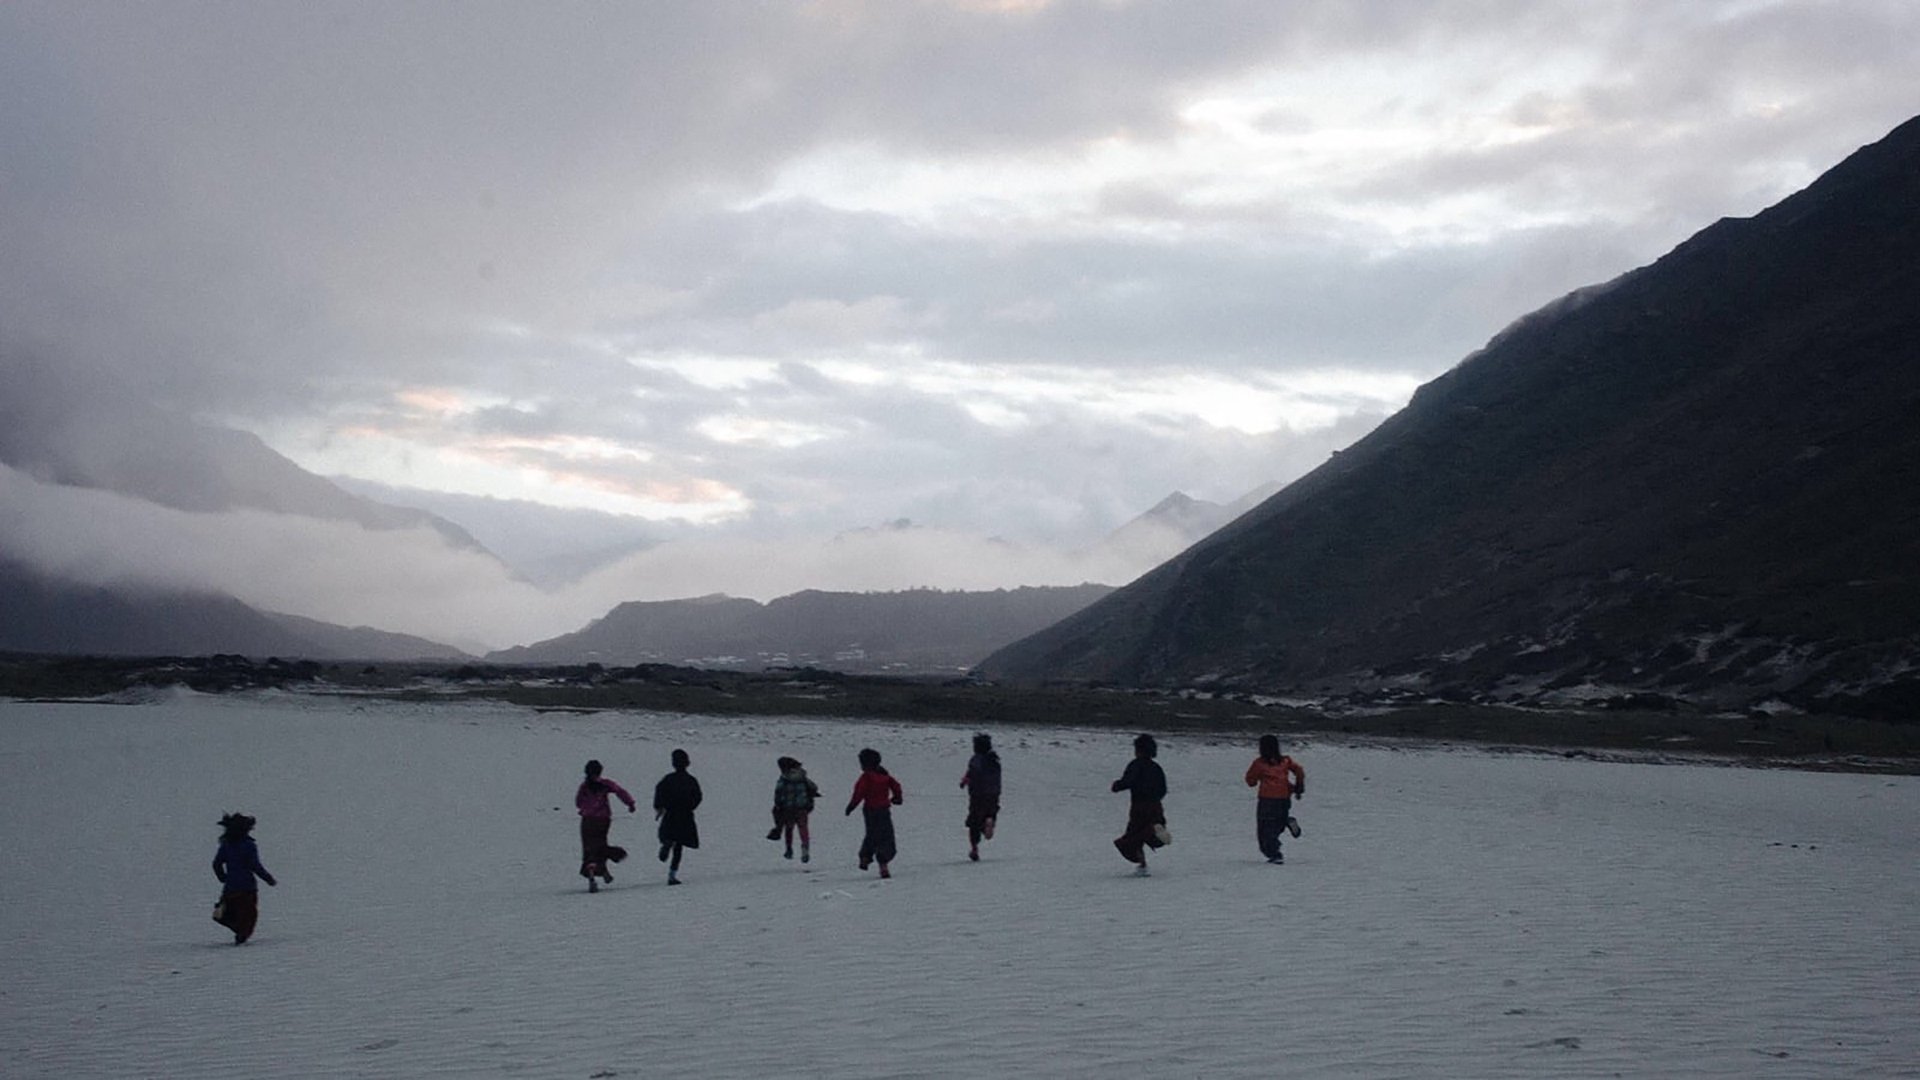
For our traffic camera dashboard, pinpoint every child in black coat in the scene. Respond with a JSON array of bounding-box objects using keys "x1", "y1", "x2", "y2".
[
  {"x1": 211, "y1": 812, "x2": 278, "y2": 944},
  {"x1": 654, "y1": 749, "x2": 703, "y2": 885}
]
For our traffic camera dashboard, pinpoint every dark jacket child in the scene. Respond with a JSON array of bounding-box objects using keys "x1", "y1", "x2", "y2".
[
  {"x1": 767, "y1": 756, "x2": 822, "y2": 862},
  {"x1": 960, "y1": 733, "x2": 1002, "y2": 861},
  {"x1": 576, "y1": 759, "x2": 638, "y2": 892},
  {"x1": 1244, "y1": 734, "x2": 1306, "y2": 864},
  {"x1": 211, "y1": 812, "x2": 278, "y2": 944},
  {"x1": 845, "y1": 747, "x2": 904, "y2": 878},
  {"x1": 1111, "y1": 734, "x2": 1169, "y2": 876},
  {"x1": 654, "y1": 748, "x2": 703, "y2": 885}
]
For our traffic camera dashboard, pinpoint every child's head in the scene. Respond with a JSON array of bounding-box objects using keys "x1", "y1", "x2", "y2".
[
  {"x1": 777, "y1": 756, "x2": 801, "y2": 772},
  {"x1": 218, "y1": 812, "x2": 256, "y2": 840},
  {"x1": 858, "y1": 747, "x2": 882, "y2": 771},
  {"x1": 1259, "y1": 733, "x2": 1281, "y2": 762},
  {"x1": 584, "y1": 759, "x2": 603, "y2": 778},
  {"x1": 671, "y1": 748, "x2": 691, "y2": 770},
  {"x1": 1133, "y1": 733, "x2": 1158, "y2": 759},
  {"x1": 973, "y1": 733, "x2": 992, "y2": 755}
]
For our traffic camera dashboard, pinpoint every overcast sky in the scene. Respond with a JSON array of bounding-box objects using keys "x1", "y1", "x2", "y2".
[{"x1": 2, "y1": 1, "x2": 1916, "y2": 648}]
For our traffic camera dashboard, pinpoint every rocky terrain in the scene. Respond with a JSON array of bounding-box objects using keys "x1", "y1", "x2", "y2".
[{"x1": 4, "y1": 653, "x2": 1915, "y2": 771}]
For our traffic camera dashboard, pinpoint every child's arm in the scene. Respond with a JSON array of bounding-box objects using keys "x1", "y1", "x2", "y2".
[
  {"x1": 255, "y1": 857, "x2": 278, "y2": 887},
  {"x1": 212, "y1": 851, "x2": 228, "y2": 883},
  {"x1": 845, "y1": 774, "x2": 865, "y2": 815},
  {"x1": 1289, "y1": 760, "x2": 1305, "y2": 797},
  {"x1": 608, "y1": 779, "x2": 638, "y2": 812},
  {"x1": 889, "y1": 777, "x2": 903, "y2": 805},
  {"x1": 1244, "y1": 760, "x2": 1261, "y2": 787}
]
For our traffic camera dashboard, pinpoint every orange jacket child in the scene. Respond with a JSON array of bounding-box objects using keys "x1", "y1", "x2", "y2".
[
  {"x1": 1244, "y1": 755, "x2": 1305, "y2": 799},
  {"x1": 1245, "y1": 736, "x2": 1304, "y2": 864}
]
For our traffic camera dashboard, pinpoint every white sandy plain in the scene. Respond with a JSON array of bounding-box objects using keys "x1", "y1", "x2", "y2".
[{"x1": 2, "y1": 690, "x2": 1916, "y2": 1079}]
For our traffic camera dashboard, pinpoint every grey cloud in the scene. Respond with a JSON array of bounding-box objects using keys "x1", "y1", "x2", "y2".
[
  {"x1": 5, "y1": 0, "x2": 1911, "y2": 627},
  {"x1": 601, "y1": 198, "x2": 1650, "y2": 375}
]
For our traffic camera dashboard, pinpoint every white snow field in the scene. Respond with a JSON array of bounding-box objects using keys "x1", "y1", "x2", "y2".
[{"x1": 3, "y1": 691, "x2": 1916, "y2": 1079}]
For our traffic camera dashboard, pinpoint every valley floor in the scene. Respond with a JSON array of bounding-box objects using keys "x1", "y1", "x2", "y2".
[{"x1": 3, "y1": 692, "x2": 1916, "y2": 1078}]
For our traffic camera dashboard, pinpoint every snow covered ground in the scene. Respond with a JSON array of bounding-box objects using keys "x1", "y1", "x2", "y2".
[{"x1": 3, "y1": 691, "x2": 1916, "y2": 1078}]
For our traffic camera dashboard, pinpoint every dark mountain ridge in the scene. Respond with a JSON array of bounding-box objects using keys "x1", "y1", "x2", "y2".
[
  {"x1": 978, "y1": 115, "x2": 1920, "y2": 718},
  {"x1": 489, "y1": 585, "x2": 1115, "y2": 672}
]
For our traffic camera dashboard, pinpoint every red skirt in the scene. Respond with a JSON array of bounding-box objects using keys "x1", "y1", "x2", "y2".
[{"x1": 213, "y1": 890, "x2": 259, "y2": 943}]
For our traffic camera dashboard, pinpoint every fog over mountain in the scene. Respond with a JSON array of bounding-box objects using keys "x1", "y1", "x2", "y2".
[
  {"x1": 0, "y1": 557, "x2": 465, "y2": 661},
  {"x1": 981, "y1": 115, "x2": 1920, "y2": 718}
]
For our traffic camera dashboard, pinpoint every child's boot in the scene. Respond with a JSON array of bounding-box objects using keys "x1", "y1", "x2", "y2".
[
  {"x1": 801, "y1": 844, "x2": 810, "y2": 864},
  {"x1": 879, "y1": 863, "x2": 891, "y2": 879}
]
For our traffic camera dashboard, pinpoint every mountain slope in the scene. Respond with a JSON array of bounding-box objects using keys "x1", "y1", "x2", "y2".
[
  {"x1": 490, "y1": 585, "x2": 1115, "y2": 672},
  {"x1": 978, "y1": 115, "x2": 1920, "y2": 716}
]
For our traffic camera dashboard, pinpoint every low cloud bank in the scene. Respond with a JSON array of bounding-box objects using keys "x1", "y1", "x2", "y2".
[{"x1": 0, "y1": 464, "x2": 1163, "y2": 652}]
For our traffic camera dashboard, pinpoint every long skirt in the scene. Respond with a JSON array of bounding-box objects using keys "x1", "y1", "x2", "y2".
[
  {"x1": 213, "y1": 890, "x2": 259, "y2": 943},
  {"x1": 580, "y1": 815, "x2": 627, "y2": 878},
  {"x1": 859, "y1": 806, "x2": 898, "y2": 865},
  {"x1": 1114, "y1": 799, "x2": 1166, "y2": 864}
]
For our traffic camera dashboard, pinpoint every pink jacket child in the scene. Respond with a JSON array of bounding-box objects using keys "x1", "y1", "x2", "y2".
[{"x1": 576, "y1": 759, "x2": 637, "y2": 892}]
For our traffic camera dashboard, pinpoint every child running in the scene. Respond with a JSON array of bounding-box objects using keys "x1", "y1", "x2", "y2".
[
  {"x1": 845, "y1": 747, "x2": 904, "y2": 878},
  {"x1": 576, "y1": 759, "x2": 637, "y2": 893},
  {"x1": 1111, "y1": 733, "x2": 1168, "y2": 877},
  {"x1": 654, "y1": 748, "x2": 702, "y2": 885},
  {"x1": 960, "y1": 732, "x2": 1001, "y2": 862},
  {"x1": 211, "y1": 812, "x2": 278, "y2": 944},
  {"x1": 1244, "y1": 734, "x2": 1306, "y2": 864},
  {"x1": 766, "y1": 756, "x2": 821, "y2": 863}
]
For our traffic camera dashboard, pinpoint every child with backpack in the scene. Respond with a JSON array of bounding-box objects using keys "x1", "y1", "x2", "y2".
[{"x1": 766, "y1": 756, "x2": 821, "y2": 862}]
